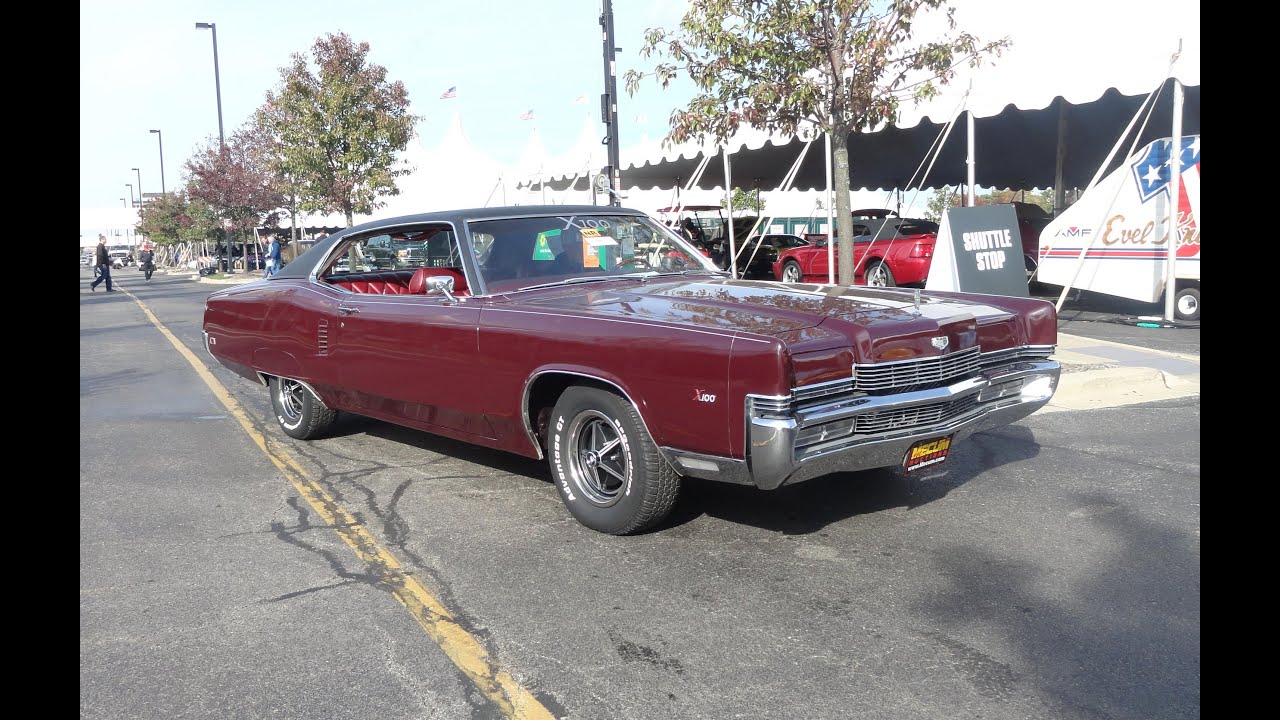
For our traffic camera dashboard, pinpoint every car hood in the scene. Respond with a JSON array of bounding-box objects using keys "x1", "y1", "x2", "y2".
[{"x1": 517, "y1": 277, "x2": 1033, "y2": 357}]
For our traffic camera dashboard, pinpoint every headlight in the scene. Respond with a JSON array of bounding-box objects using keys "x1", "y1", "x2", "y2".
[{"x1": 1021, "y1": 375, "x2": 1057, "y2": 401}]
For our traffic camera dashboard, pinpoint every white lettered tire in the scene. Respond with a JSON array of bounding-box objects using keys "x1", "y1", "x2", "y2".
[
  {"x1": 548, "y1": 386, "x2": 681, "y2": 535},
  {"x1": 270, "y1": 376, "x2": 338, "y2": 440}
]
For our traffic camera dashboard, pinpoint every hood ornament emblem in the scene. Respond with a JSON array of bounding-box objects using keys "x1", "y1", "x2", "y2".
[
  {"x1": 931, "y1": 336, "x2": 949, "y2": 350},
  {"x1": 913, "y1": 288, "x2": 921, "y2": 314}
]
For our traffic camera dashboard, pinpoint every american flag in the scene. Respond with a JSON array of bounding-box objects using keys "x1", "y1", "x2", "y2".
[
  {"x1": 439, "y1": 86, "x2": 456, "y2": 99},
  {"x1": 519, "y1": 109, "x2": 535, "y2": 121}
]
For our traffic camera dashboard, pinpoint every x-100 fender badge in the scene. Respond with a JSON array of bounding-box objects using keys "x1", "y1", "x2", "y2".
[{"x1": 694, "y1": 389, "x2": 717, "y2": 403}]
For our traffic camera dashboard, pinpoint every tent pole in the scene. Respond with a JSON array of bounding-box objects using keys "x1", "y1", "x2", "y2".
[
  {"x1": 723, "y1": 149, "x2": 737, "y2": 279},
  {"x1": 825, "y1": 125, "x2": 835, "y2": 284},
  {"x1": 1054, "y1": 101, "x2": 1068, "y2": 215},
  {"x1": 1164, "y1": 79, "x2": 1184, "y2": 322},
  {"x1": 966, "y1": 108, "x2": 976, "y2": 206}
]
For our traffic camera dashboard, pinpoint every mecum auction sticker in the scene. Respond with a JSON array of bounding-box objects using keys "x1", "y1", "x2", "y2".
[{"x1": 903, "y1": 435, "x2": 953, "y2": 474}]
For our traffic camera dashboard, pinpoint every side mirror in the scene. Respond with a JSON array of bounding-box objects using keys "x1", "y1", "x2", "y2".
[{"x1": 425, "y1": 275, "x2": 457, "y2": 301}]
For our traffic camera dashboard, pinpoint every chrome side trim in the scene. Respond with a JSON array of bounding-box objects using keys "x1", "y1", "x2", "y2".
[
  {"x1": 258, "y1": 373, "x2": 326, "y2": 405},
  {"x1": 520, "y1": 369, "x2": 669, "y2": 465}
]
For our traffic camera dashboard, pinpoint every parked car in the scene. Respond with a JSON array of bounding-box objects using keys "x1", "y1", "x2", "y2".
[
  {"x1": 730, "y1": 233, "x2": 810, "y2": 278},
  {"x1": 773, "y1": 209, "x2": 938, "y2": 286},
  {"x1": 109, "y1": 249, "x2": 134, "y2": 269},
  {"x1": 202, "y1": 205, "x2": 1061, "y2": 535},
  {"x1": 1001, "y1": 201, "x2": 1054, "y2": 280}
]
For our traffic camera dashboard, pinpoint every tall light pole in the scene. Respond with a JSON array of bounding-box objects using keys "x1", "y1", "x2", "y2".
[
  {"x1": 149, "y1": 131, "x2": 166, "y2": 194},
  {"x1": 131, "y1": 167, "x2": 143, "y2": 206},
  {"x1": 599, "y1": 0, "x2": 622, "y2": 206},
  {"x1": 194, "y1": 23, "x2": 225, "y2": 149},
  {"x1": 195, "y1": 22, "x2": 228, "y2": 272},
  {"x1": 120, "y1": 198, "x2": 127, "y2": 207},
  {"x1": 126, "y1": 183, "x2": 135, "y2": 208}
]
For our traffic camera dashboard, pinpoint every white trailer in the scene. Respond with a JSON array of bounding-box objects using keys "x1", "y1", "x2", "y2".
[{"x1": 1037, "y1": 134, "x2": 1200, "y2": 320}]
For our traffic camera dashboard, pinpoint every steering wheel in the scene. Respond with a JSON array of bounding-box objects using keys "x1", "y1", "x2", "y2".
[{"x1": 612, "y1": 256, "x2": 652, "y2": 271}]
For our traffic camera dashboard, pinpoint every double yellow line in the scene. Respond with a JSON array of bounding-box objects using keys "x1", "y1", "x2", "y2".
[{"x1": 129, "y1": 290, "x2": 555, "y2": 720}]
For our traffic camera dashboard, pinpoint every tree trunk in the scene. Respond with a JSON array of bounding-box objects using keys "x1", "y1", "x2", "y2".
[{"x1": 832, "y1": 128, "x2": 855, "y2": 285}]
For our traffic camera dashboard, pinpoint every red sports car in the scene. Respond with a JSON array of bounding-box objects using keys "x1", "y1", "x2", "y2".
[{"x1": 773, "y1": 209, "x2": 939, "y2": 286}]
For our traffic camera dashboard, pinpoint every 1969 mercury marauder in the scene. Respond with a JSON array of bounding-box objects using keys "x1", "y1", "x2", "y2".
[{"x1": 202, "y1": 205, "x2": 1060, "y2": 534}]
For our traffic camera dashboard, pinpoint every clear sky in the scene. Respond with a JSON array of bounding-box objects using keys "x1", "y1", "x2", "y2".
[
  {"x1": 80, "y1": 0, "x2": 694, "y2": 209},
  {"x1": 81, "y1": 0, "x2": 1199, "y2": 213}
]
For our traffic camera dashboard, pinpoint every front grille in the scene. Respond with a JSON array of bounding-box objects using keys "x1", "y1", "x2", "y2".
[
  {"x1": 853, "y1": 394, "x2": 977, "y2": 434},
  {"x1": 754, "y1": 343, "x2": 1055, "y2": 440},
  {"x1": 853, "y1": 347, "x2": 981, "y2": 392}
]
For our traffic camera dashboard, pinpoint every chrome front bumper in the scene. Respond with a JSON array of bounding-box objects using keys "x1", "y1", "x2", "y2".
[{"x1": 664, "y1": 360, "x2": 1060, "y2": 490}]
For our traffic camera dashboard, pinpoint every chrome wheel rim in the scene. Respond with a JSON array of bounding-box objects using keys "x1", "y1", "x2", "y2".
[
  {"x1": 866, "y1": 265, "x2": 890, "y2": 287},
  {"x1": 277, "y1": 379, "x2": 306, "y2": 422},
  {"x1": 567, "y1": 410, "x2": 628, "y2": 507},
  {"x1": 783, "y1": 264, "x2": 801, "y2": 282}
]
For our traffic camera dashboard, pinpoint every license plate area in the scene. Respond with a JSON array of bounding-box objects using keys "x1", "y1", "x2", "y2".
[{"x1": 902, "y1": 435, "x2": 954, "y2": 474}]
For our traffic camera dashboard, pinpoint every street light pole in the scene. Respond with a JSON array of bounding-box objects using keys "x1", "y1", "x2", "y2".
[
  {"x1": 149, "y1": 131, "x2": 166, "y2": 194},
  {"x1": 120, "y1": 198, "x2": 127, "y2": 207},
  {"x1": 194, "y1": 23, "x2": 225, "y2": 149},
  {"x1": 126, "y1": 183, "x2": 135, "y2": 208},
  {"x1": 195, "y1": 22, "x2": 229, "y2": 272},
  {"x1": 131, "y1": 167, "x2": 143, "y2": 206}
]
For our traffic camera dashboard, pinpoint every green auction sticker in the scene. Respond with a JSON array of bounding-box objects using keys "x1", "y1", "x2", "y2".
[{"x1": 533, "y1": 228, "x2": 560, "y2": 261}]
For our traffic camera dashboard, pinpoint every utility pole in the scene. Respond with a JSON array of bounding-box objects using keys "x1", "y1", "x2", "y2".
[{"x1": 600, "y1": 0, "x2": 622, "y2": 206}]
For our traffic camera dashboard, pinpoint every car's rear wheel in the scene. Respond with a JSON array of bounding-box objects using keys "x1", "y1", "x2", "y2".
[
  {"x1": 548, "y1": 386, "x2": 680, "y2": 535},
  {"x1": 270, "y1": 376, "x2": 337, "y2": 440},
  {"x1": 865, "y1": 260, "x2": 896, "y2": 287},
  {"x1": 781, "y1": 260, "x2": 803, "y2": 283}
]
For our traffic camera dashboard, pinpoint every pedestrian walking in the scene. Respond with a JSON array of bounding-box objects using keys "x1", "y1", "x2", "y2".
[
  {"x1": 265, "y1": 236, "x2": 282, "y2": 277},
  {"x1": 139, "y1": 245, "x2": 156, "y2": 281},
  {"x1": 89, "y1": 235, "x2": 115, "y2": 292}
]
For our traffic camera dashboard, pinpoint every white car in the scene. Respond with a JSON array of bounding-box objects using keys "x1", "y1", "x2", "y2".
[{"x1": 109, "y1": 250, "x2": 133, "y2": 269}]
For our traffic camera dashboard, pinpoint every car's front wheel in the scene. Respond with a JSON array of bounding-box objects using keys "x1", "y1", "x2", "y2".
[
  {"x1": 781, "y1": 260, "x2": 803, "y2": 283},
  {"x1": 270, "y1": 376, "x2": 338, "y2": 440},
  {"x1": 548, "y1": 386, "x2": 681, "y2": 535}
]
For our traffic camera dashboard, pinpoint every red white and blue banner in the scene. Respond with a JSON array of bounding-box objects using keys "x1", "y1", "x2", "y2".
[{"x1": 1037, "y1": 135, "x2": 1200, "y2": 303}]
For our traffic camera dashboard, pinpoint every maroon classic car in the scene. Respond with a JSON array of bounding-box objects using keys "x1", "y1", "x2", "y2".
[
  {"x1": 773, "y1": 209, "x2": 940, "y2": 287},
  {"x1": 202, "y1": 205, "x2": 1061, "y2": 535}
]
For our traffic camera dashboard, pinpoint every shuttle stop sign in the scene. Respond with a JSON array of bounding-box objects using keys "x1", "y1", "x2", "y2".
[{"x1": 925, "y1": 205, "x2": 1029, "y2": 297}]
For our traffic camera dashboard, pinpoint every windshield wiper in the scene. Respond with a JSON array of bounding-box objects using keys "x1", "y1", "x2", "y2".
[{"x1": 517, "y1": 276, "x2": 622, "y2": 291}]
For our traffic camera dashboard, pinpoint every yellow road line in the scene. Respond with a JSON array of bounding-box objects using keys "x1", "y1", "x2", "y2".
[{"x1": 127, "y1": 290, "x2": 555, "y2": 720}]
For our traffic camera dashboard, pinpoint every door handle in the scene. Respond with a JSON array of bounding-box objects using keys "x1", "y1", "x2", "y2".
[{"x1": 338, "y1": 306, "x2": 360, "y2": 316}]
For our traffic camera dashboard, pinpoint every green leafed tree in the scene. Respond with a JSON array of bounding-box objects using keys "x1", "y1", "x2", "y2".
[
  {"x1": 720, "y1": 187, "x2": 766, "y2": 215},
  {"x1": 256, "y1": 32, "x2": 418, "y2": 227},
  {"x1": 924, "y1": 185, "x2": 1053, "y2": 222},
  {"x1": 136, "y1": 191, "x2": 191, "y2": 247},
  {"x1": 625, "y1": 0, "x2": 1008, "y2": 284}
]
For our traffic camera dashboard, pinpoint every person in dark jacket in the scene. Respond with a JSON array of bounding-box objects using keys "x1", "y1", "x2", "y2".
[
  {"x1": 89, "y1": 235, "x2": 114, "y2": 292},
  {"x1": 139, "y1": 246, "x2": 156, "y2": 281}
]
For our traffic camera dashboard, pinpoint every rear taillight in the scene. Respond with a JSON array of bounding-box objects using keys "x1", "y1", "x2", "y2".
[{"x1": 910, "y1": 241, "x2": 933, "y2": 258}]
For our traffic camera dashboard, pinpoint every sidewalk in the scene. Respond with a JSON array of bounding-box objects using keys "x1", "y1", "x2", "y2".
[
  {"x1": 1044, "y1": 332, "x2": 1200, "y2": 412},
  {"x1": 181, "y1": 269, "x2": 1200, "y2": 412}
]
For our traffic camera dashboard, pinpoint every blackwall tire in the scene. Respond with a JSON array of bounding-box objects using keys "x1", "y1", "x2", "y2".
[
  {"x1": 865, "y1": 261, "x2": 896, "y2": 287},
  {"x1": 270, "y1": 376, "x2": 337, "y2": 440},
  {"x1": 548, "y1": 386, "x2": 681, "y2": 535},
  {"x1": 1175, "y1": 287, "x2": 1200, "y2": 321},
  {"x1": 781, "y1": 260, "x2": 802, "y2": 283}
]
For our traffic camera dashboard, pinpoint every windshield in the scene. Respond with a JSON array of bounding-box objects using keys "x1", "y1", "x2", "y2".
[{"x1": 467, "y1": 213, "x2": 720, "y2": 293}]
